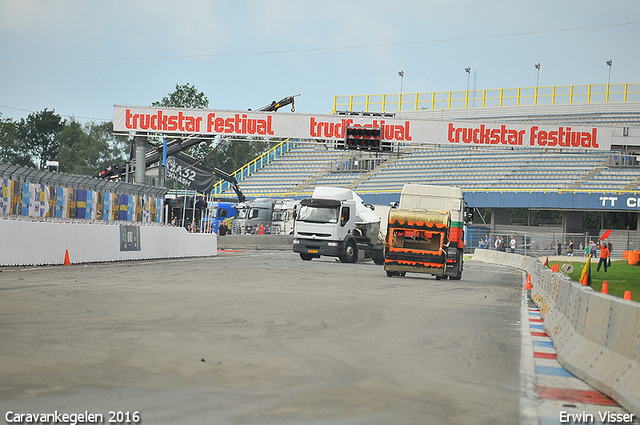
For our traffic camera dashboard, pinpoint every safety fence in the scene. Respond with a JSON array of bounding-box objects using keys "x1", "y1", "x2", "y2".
[
  {"x1": 473, "y1": 249, "x2": 640, "y2": 417},
  {"x1": 0, "y1": 163, "x2": 167, "y2": 224},
  {"x1": 333, "y1": 83, "x2": 640, "y2": 113}
]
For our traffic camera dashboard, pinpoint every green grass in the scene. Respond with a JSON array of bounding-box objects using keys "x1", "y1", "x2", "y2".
[{"x1": 549, "y1": 260, "x2": 640, "y2": 302}]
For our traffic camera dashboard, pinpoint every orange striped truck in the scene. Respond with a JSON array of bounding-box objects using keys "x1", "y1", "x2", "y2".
[{"x1": 384, "y1": 184, "x2": 470, "y2": 280}]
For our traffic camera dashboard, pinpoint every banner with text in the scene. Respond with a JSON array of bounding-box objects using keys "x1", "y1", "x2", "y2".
[{"x1": 114, "y1": 105, "x2": 612, "y2": 151}]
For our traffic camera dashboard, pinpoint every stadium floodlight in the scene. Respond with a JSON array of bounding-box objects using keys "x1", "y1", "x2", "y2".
[
  {"x1": 465, "y1": 67, "x2": 471, "y2": 91},
  {"x1": 606, "y1": 60, "x2": 613, "y2": 85},
  {"x1": 534, "y1": 63, "x2": 541, "y2": 87},
  {"x1": 398, "y1": 70, "x2": 404, "y2": 95}
]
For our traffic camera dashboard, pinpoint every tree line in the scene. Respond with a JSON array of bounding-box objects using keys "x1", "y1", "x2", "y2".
[{"x1": 0, "y1": 84, "x2": 272, "y2": 178}]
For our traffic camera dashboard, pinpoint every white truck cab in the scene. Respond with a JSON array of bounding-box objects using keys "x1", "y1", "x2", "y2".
[{"x1": 293, "y1": 187, "x2": 383, "y2": 264}]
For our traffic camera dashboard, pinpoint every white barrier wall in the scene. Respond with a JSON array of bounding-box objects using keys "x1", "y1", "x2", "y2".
[
  {"x1": 473, "y1": 249, "x2": 640, "y2": 417},
  {"x1": 0, "y1": 219, "x2": 217, "y2": 266}
]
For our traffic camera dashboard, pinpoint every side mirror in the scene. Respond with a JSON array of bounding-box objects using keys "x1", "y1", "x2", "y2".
[{"x1": 464, "y1": 207, "x2": 474, "y2": 225}]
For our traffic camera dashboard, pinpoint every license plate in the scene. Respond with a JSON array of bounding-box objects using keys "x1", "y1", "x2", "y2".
[{"x1": 307, "y1": 249, "x2": 319, "y2": 254}]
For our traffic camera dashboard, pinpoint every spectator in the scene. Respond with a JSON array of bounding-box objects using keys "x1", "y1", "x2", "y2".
[
  {"x1": 478, "y1": 237, "x2": 484, "y2": 249},
  {"x1": 557, "y1": 241, "x2": 562, "y2": 256},
  {"x1": 589, "y1": 240, "x2": 597, "y2": 258},
  {"x1": 568, "y1": 240, "x2": 574, "y2": 256},
  {"x1": 509, "y1": 236, "x2": 516, "y2": 254}
]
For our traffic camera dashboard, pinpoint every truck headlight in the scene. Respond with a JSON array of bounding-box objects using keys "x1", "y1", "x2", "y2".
[{"x1": 293, "y1": 239, "x2": 300, "y2": 244}]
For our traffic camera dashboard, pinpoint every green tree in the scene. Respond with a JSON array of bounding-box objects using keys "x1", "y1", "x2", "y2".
[
  {"x1": 18, "y1": 109, "x2": 64, "y2": 169},
  {"x1": 152, "y1": 83, "x2": 272, "y2": 177},
  {"x1": 204, "y1": 137, "x2": 272, "y2": 174},
  {"x1": 152, "y1": 83, "x2": 209, "y2": 109},
  {"x1": 0, "y1": 114, "x2": 35, "y2": 167},
  {"x1": 58, "y1": 120, "x2": 129, "y2": 175}
]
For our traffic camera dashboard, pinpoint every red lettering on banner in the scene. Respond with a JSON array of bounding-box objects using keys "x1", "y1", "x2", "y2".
[
  {"x1": 530, "y1": 126, "x2": 598, "y2": 148},
  {"x1": 448, "y1": 123, "x2": 599, "y2": 149},
  {"x1": 206, "y1": 113, "x2": 274, "y2": 136},
  {"x1": 310, "y1": 118, "x2": 409, "y2": 142}
]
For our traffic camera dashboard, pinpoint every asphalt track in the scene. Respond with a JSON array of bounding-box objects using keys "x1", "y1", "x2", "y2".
[{"x1": 0, "y1": 252, "x2": 523, "y2": 425}]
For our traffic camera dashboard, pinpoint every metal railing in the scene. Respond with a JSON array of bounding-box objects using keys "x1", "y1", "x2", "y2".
[
  {"x1": 333, "y1": 83, "x2": 640, "y2": 113},
  {"x1": 211, "y1": 139, "x2": 297, "y2": 197}
]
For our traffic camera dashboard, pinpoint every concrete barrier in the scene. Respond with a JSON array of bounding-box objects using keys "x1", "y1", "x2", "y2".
[
  {"x1": 217, "y1": 234, "x2": 294, "y2": 251},
  {"x1": 0, "y1": 218, "x2": 217, "y2": 266},
  {"x1": 472, "y1": 248, "x2": 640, "y2": 416}
]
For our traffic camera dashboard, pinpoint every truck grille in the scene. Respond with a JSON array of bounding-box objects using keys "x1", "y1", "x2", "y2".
[{"x1": 298, "y1": 232, "x2": 332, "y2": 238}]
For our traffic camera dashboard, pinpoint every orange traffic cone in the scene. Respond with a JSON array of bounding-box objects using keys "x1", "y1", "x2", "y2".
[
  {"x1": 525, "y1": 274, "x2": 532, "y2": 290},
  {"x1": 601, "y1": 281, "x2": 608, "y2": 294},
  {"x1": 624, "y1": 291, "x2": 632, "y2": 301},
  {"x1": 63, "y1": 250, "x2": 71, "y2": 266}
]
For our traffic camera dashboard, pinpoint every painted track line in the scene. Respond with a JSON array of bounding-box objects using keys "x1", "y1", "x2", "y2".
[{"x1": 520, "y1": 271, "x2": 639, "y2": 424}]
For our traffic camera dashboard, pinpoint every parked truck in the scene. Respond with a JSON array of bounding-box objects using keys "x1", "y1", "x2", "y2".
[
  {"x1": 293, "y1": 187, "x2": 384, "y2": 264},
  {"x1": 270, "y1": 199, "x2": 299, "y2": 235},
  {"x1": 384, "y1": 184, "x2": 470, "y2": 279},
  {"x1": 203, "y1": 201, "x2": 237, "y2": 234},
  {"x1": 233, "y1": 198, "x2": 277, "y2": 234}
]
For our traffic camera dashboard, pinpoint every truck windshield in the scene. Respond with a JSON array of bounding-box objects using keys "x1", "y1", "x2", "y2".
[
  {"x1": 297, "y1": 205, "x2": 339, "y2": 223},
  {"x1": 272, "y1": 211, "x2": 284, "y2": 221}
]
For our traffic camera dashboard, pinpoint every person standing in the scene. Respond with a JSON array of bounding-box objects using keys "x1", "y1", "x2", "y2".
[
  {"x1": 568, "y1": 240, "x2": 574, "y2": 256},
  {"x1": 596, "y1": 241, "x2": 609, "y2": 272},
  {"x1": 557, "y1": 241, "x2": 562, "y2": 256},
  {"x1": 509, "y1": 236, "x2": 516, "y2": 254}
]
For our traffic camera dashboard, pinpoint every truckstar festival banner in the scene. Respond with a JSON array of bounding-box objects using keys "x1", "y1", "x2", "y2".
[{"x1": 113, "y1": 105, "x2": 612, "y2": 151}]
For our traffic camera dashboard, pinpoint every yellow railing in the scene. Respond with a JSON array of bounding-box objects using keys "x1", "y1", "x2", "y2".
[
  {"x1": 214, "y1": 186, "x2": 640, "y2": 200},
  {"x1": 333, "y1": 83, "x2": 640, "y2": 113},
  {"x1": 211, "y1": 139, "x2": 296, "y2": 197}
]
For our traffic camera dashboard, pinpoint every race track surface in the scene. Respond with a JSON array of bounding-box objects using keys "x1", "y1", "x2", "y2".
[{"x1": 0, "y1": 252, "x2": 523, "y2": 425}]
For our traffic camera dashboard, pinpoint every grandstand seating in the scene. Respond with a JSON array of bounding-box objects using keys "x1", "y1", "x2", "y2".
[{"x1": 217, "y1": 142, "x2": 640, "y2": 197}]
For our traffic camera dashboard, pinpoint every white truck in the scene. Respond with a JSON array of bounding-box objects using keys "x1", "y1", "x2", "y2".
[
  {"x1": 270, "y1": 198, "x2": 299, "y2": 235},
  {"x1": 293, "y1": 187, "x2": 384, "y2": 264},
  {"x1": 232, "y1": 198, "x2": 277, "y2": 234}
]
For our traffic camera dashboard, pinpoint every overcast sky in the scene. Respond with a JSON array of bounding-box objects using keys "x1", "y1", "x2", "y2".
[{"x1": 1, "y1": 0, "x2": 638, "y2": 123}]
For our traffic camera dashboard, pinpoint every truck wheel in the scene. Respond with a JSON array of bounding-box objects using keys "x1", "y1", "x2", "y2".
[
  {"x1": 300, "y1": 253, "x2": 314, "y2": 261},
  {"x1": 339, "y1": 241, "x2": 358, "y2": 263},
  {"x1": 373, "y1": 256, "x2": 384, "y2": 266},
  {"x1": 386, "y1": 270, "x2": 396, "y2": 277}
]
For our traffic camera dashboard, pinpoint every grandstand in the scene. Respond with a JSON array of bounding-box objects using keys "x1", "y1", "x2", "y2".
[
  {"x1": 229, "y1": 143, "x2": 633, "y2": 195},
  {"x1": 210, "y1": 82, "x2": 640, "y2": 252}
]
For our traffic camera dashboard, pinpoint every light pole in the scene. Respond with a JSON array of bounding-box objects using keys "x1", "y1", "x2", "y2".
[
  {"x1": 398, "y1": 70, "x2": 404, "y2": 111},
  {"x1": 465, "y1": 67, "x2": 471, "y2": 91},
  {"x1": 606, "y1": 60, "x2": 613, "y2": 102},
  {"x1": 534, "y1": 63, "x2": 541, "y2": 105}
]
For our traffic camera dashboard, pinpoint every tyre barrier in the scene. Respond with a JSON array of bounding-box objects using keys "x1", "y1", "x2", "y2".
[{"x1": 472, "y1": 249, "x2": 640, "y2": 417}]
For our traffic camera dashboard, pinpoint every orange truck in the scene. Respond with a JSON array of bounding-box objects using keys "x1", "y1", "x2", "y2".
[{"x1": 384, "y1": 184, "x2": 470, "y2": 279}]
